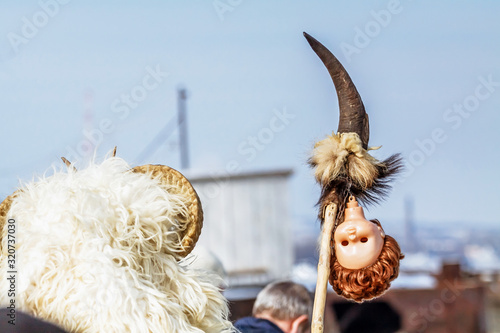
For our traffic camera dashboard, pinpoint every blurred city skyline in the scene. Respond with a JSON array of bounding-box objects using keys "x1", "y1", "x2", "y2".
[{"x1": 1, "y1": 1, "x2": 499, "y2": 236}]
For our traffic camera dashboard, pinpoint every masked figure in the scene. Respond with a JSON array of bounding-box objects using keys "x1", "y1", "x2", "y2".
[{"x1": 0, "y1": 153, "x2": 234, "y2": 332}]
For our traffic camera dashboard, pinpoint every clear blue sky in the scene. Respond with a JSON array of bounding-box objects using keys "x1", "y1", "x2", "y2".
[{"x1": 1, "y1": 1, "x2": 499, "y2": 236}]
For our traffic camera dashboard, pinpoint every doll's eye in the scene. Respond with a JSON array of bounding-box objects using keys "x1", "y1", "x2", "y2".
[
  {"x1": 360, "y1": 237, "x2": 368, "y2": 243},
  {"x1": 341, "y1": 240, "x2": 349, "y2": 246}
]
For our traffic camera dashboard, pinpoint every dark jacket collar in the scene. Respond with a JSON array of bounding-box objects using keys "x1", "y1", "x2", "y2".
[{"x1": 234, "y1": 316, "x2": 284, "y2": 333}]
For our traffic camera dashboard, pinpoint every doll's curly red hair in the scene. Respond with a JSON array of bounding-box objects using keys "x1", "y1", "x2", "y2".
[{"x1": 329, "y1": 232, "x2": 404, "y2": 303}]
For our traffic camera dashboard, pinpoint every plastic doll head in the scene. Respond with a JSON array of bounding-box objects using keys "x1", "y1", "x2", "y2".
[
  {"x1": 330, "y1": 226, "x2": 404, "y2": 302},
  {"x1": 333, "y1": 198, "x2": 385, "y2": 269}
]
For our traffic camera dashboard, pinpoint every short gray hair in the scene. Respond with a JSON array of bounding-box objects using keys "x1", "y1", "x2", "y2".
[{"x1": 252, "y1": 281, "x2": 313, "y2": 321}]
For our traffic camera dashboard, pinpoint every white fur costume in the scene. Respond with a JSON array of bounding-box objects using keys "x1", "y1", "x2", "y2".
[{"x1": 0, "y1": 157, "x2": 234, "y2": 332}]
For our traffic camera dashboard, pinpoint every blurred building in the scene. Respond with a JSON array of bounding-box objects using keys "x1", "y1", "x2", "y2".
[{"x1": 189, "y1": 168, "x2": 294, "y2": 288}]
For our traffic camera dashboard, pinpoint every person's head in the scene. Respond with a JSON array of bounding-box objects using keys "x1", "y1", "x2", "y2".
[
  {"x1": 330, "y1": 225, "x2": 404, "y2": 302},
  {"x1": 252, "y1": 281, "x2": 313, "y2": 333}
]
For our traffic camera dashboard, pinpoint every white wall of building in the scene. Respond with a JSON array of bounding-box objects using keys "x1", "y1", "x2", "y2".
[{"x1": 190, "y1": 169, "x2": 294, "y2": 286}]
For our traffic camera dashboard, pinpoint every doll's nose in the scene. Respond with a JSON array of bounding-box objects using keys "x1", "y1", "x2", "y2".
[{"x1": 346, "y1": 227, "x2": 357, "y2": 240}]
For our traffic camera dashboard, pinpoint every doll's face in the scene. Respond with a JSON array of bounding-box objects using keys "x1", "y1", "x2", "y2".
[{"x1": 334, "y1": 219, "x2": 385, "y2": 269}]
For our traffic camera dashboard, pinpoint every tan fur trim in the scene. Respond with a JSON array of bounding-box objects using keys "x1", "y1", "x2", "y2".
[{"x1": 311, "y1": 132, "x2": 381, "y2": 189}]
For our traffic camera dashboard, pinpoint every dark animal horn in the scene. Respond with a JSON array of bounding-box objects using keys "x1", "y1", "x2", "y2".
[{"x1": 303, "y1": 32, "x2": 369, "y2": 149}]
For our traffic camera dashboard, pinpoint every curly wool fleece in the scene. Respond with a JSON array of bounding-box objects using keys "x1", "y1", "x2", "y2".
[{"x1": 0, "y1": 157, "x2": 234, "y2": 333}]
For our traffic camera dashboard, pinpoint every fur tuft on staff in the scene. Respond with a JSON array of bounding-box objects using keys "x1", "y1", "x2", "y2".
[{"x1": 309, "y1": 132, "x2": 403, "y2": 219}]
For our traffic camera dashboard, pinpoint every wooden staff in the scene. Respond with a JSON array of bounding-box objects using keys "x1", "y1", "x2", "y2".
[{"x1": 311, "y1": 203, "x2": 337, "y2": 333}]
